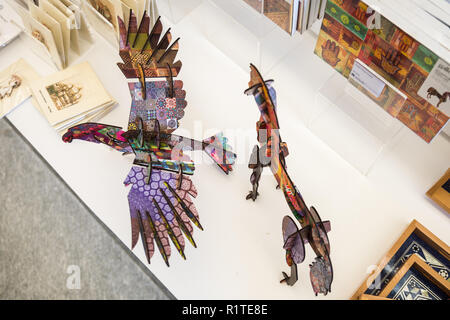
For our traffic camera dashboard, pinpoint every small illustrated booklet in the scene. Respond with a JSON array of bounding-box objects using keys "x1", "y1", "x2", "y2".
[
  {"x1": 6, "y1": 0, "x2": 93, "y2": 70},
  {"x1": 242, "y1": 0, "x2": 327, "y2": 35},
  {"x1": 0, "y1": 59, "x2": 40, "y2": 118},
  {"x1": 82, "y1": 0, "x2": 159, "y2": 47},
  {"x1": 30, "y1": 61, "x2": 116, "y2": 132}
]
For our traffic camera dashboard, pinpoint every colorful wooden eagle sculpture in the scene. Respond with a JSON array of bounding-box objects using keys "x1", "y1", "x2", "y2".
[
  {"x1": 62, "y1": 12, "x2": 236, "y2": 266},
  {"x1": 244, "y1": 64, "x2": 333, "y2": 295}
]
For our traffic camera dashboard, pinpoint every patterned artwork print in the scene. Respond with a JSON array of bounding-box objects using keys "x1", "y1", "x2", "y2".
[
  {"x1": 325, "y1": 0, "x2": 368, "y2": 40},
  {"x1": 443, "y1": 179, "x2": 450, "y2": 193},
  {"x1": 125, "y1": 166, "x2": 199, "y2": 265},
  {"x1": 263, "y1": 0, "x2": 292, "y2": 33},
  {"x1": 242, "y1": 0, "x2": 263, "y2": 12},
  {"x1": 330, "y1": 0, "x2": 371, "y2": 24},
  {"x1": 364, "y1": 232, "x2": 450, "y2": 296},
  {"x1": 62, "y1": 123, "x2": 133, "y2": 153},
  {"x1": 358, "y1": 31, "x2": 412, "y2": 87},
  {"x1": 371, "y1": 15, "x2": 396, "y2": 43},
  {"x1": 348, "y1": 77, "x2": 405, "y2": 117},
  {"x1": 128, "y1": 80, "x2": 186, "y2": 133},
  {"x1": 390, "y1": 29, "x2": 420, "y2": 60},
  {"x1": 46, "y1": 82, "x2": 82, "y2": 110},
  {"x1": 315, "y1": 0, "x2": 449, "y2": 143},
  {"x1": 412, "y1": 45, "x2": 439, "y2": 73},
  {"x1": 388, "y1": 268, "x2": 448, "y2": 300},
  {"x1": 400, "y1": 66, "x2": 428, "y2": 105},
  {"x1": 396, "y1": 99, "x2": 449, "y2": 143},
  {"x1": 314, "y1": 29, "x2": 352, "y2": 74},
  {"x1": 321, "y1": 13, "x2": 364, "y2": 57},
  {"x1": 89, "y1": 0, "x2": 115, "y2": 26}
]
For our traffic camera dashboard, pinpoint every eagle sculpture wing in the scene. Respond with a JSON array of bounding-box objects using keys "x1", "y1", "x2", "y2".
[{"x1": 63, "y1": 11, "x2": 236, "y2": 266}]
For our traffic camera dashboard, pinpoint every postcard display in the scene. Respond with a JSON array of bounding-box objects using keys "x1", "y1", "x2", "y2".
[
  {"x1": 6, "y1": 0, "x2": 94, "y2": 70},
  {"x1": 378, "y1": 0, "x2": 450, "y2": 139},
  {"x1": 310, "y1": 0, "x2": 450, "y2": 174},
  {"x1": 187, "y1": 0, "x2": 311, "y2": 74},
  {"x1": 164, "y1": 0, "x2": 450, "y2": 174},
  {"x1": 82, "y1": 0, "x2": 160, "y2": 49}
]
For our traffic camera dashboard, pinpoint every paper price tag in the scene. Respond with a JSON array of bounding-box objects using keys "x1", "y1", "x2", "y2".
[{"x1": 349, "y1": 60, "x2": 386, "y2": 98}]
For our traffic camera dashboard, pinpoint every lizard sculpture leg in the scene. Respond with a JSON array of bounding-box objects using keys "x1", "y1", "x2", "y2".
[
  {"x1": 246, "y1": 145, "x2": 264, "y2": 201},
  {"x1": 280, "y1": 263, "x2": 298, "y2": 286}
]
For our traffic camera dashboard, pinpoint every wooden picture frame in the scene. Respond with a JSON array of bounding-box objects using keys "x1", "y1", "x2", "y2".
[
  {"x1": 351, "y1": 219, "x2": 449, "y2": 299},
  {"x1": 426, "y1": 169, "x2": 450, "y2": 214},
  {"x1": 358, "y1": 294, "x2": 392, "y2": 300},
  {"x1": 379, "y1": 254, "x2": 450, "y2": 300}
]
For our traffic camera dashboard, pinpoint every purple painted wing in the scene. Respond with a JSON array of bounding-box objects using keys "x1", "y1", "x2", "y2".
[
  {"x1": 282, "y1": 216, "x2": 305, "y2": 265},
  {"x1": 308, "y1": 206, "x2": 331, "y2": 258},
  {"x1": 124, "y1": 165, "x2": 201, "y2": 266}
]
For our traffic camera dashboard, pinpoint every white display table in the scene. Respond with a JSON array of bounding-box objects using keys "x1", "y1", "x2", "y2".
[{"x1": 1, "y1": 0, "x2": 449, "y2": 299}]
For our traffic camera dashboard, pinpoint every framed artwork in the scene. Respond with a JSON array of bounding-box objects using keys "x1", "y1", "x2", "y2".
[
  {"x1": 395, "y1": 99, "x2": 449, "y2": 144},
  {"x1": 379, "y1": 254, "x2": 450, "y2": 300},
  {"x1": 358, "y1": 294, "x2": 392, "y2": 300},
  {"x1": 263, "y1": 0, "x2": 295, "y2": 34},
  {"x1": 351, "y1": 219, "x2": 450, "y2": 299},
  {"x1": 426, "y1": 169, "x2": 450, "y2": 214}
]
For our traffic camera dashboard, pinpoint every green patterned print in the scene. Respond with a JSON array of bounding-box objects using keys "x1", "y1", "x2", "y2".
[
  {"x1": 412, "y1": 45, "x2": 439, "y2": 73},
  {"x1": 325, "y1": 0, "x2": 368, "y2": 40}
]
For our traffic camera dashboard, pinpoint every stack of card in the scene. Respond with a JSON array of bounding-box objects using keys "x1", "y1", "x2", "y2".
[
  {"x1": 296, "y1": 0, "x2": 327, "y2": 34},
  {"x1": 242, "y1": 0, "x2": 326, "y2": 35},
  {"x1": 243, "y1": 0, "x2": 300, "y2": 35},
  {"x1": 0, "y1": 59, "x2": 40, "y2": 119},
  {"x1": 6, "y1": 0, "x2": 93, "y2": 69},
  {"x1": 30, "y1": 61, "x2": 116, "y2": 133},
  {"x1": 82, "y1": 0, "x2": 158, "y2": 47}
]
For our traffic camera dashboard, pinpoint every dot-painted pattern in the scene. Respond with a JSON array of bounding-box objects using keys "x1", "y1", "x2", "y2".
[
  {"x1": 125, "y1": 166, "x2": 199, "y2": 264},
  {"x1": 309, "y1": 256, "x2": 333, "y2": 296},
  {"x1": 127, "y1": 80, "x2": 187, "y2": 134}
]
